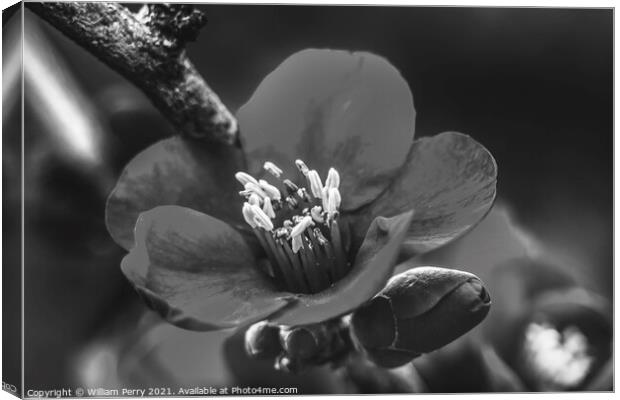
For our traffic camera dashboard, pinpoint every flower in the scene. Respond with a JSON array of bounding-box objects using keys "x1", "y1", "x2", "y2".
[
  {"x1": 485, "y1": 261, "x2": 612, "y2": 392},
  {"x1": 407, "y1": 207, "x2": 612, "y2": 392},
  {"x1": 105, "y1": 49, "x2": 497, "y2": 332}
]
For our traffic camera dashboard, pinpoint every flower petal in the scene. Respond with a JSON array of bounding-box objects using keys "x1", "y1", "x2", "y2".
[
  {"x1": 106, "y1": 136, "x2": 246, "y2": 250},
  {"x1": 121, "y1": 205, "x2": 294, "y2": 331},
  {"x1": 237, "y1": 49, "x2": 415, "y2": 211},
  {"x1": 271, "y1": 210, "x2": 414, "y2": 326},
  {"x1": 359, "y1": 131, "x2": 497, "y2": 255}
]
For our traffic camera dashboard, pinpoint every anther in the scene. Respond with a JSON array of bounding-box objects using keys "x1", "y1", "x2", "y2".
[
  {"x1": 248, "y1": 193, "x2": 261, "y2": 206},
  {"x1": 250, "y1": 204, "x2": 274, "y2": 231},
  {"x1": 290, "y1": 216, "x2": 315, "y2": 239},
  {"x1": 244, "y1": 182, "x2": 268, "y2": 199},
  {"x1": 325, "y1": 167, "x2": 340, "y2": 189},
  {"x1": 292, "y1": 235, "x2": 303, "y2": 253},
  {"x1": 283, "y1": 179, "x2": 299, "y2": 196},
  {"x1": 313, "y1": 228, "x2": 328, "y2": 245},
  {"x1": 307, "y1": 170, "x2": 324, "y2": 199},
  {"x1": 311, "y1": 206, "x2": 324, "y2": 223},
  {"x1": 258, "y1": 179, "x2": 282, "y2": 201},
  {"x1": 297, "y1": 188, "x2": 310, "y2": 202},
  {"x1": 326, "y1": 187, "x2": 342, "y2": 215},
  {"x1": 262, "y1": 197, "x2": 276, "y2": 219},
  {"x1": 263, "y1": 161, "x2": 283, "y2": 178},
  {"x1": 235, "y1": 172, "x2": 259, "y2": 187},
  {"x1": 242, "y1": 203, "x2": 257, "y2": 228},
  {"x1": 295, "y1": 159, "x2": 309, "y2": 176},
  {"x1": 286, "y1": 196, "x2": 299, "y2": 209},
  {"x1": 236, "y1": 163, "x2": 348, "y2": 294}
]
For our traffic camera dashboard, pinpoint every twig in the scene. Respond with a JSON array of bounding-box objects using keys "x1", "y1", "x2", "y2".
[{"x1": 26, "y1": 2, "x2": 239, "y2": 146}]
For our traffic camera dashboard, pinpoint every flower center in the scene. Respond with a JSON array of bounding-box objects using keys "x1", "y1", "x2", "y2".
[
  {"x1": 236, "y1": 160, "x2": 351, "y2": 294},
  {"x1": 521, "y1": 321, "x2": 594, "y2": 390}
]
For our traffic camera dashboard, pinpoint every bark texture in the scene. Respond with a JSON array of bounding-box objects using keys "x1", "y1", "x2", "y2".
[{"x1": 27, "y1": 2, "x2": 239, "y2": 145}]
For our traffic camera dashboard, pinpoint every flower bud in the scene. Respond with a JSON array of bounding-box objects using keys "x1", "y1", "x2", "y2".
[
  {"x1": 280, "y1": 326, "x2": 322, "y2": 361},
  {"x1": 351, "y1": 266, "x2": 491, "y2": 368},
  {"x1": 244, "y1": 321, "x2": 282, "y2": 359},
  {"x1": 274, "y1": 354, "x2": 304, "y2": 374}
]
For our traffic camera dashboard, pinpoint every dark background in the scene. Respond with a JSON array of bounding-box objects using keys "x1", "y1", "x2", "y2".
[{"x1": 3, "y1": 4, "x2": 612, "y2": 391}]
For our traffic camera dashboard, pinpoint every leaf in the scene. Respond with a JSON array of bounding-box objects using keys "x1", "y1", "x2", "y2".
[
  {"x1": 121, "y1": 205, "x2": 294, "y2": 331},
  {"x1": 238, "y1": 48, "x2": 415, "y2": 211}
]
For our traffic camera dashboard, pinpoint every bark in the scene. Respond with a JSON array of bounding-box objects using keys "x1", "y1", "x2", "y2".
[{"x1": 27, "y1": 2, "x2": 239, "y2": 145}]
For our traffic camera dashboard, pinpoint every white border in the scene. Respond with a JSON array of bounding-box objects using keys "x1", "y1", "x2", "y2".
[{"x1": 0, "y1": 1, "x2": 616, "y2": 400}]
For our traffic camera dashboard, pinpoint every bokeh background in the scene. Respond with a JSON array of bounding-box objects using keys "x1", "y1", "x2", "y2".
[{"x1": 3, "y1": 3, "x2": 612, "y2": 393}]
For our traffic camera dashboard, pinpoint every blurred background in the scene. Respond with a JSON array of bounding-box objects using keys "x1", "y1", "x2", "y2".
[{"x1": 3, "y1": 4, "x2": 612, "y2": 394}]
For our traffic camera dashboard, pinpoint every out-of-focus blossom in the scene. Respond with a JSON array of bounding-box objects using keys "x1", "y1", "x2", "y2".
[
  {"x1": 105, "y1": 49, "x2": 497, "y2": 334},
  {"x1": 409, "y1": 205, "x2": 612, "y2": 392}
]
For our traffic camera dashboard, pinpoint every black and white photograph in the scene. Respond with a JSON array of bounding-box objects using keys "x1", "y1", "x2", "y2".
[{"x1": 1, "y1": 1, "x2": 614, "y2": 397}]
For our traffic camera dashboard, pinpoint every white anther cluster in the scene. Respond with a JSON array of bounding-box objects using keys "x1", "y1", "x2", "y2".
[
  {"x1": 234, "y1": 160, "x2": 349, "y2": 294},
  {"x1": 522, "y1": 322, "x2": 594, "y2": 390},
  {"x1": 236, "y1": 160, "x2": 342, "y2": 254}
]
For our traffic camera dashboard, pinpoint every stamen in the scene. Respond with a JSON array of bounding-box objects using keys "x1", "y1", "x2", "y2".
[
  {"x1": 250, "y1": 204, "x2": 274, "y2": 231},
  {"x1": 236, "y1": 161, "x2": 348, "y2": 294},
  {"x1": 280, "y1": 239, "x2": 311, "y2": 293},
  {"x1": 248, "y1": 193, "x2": 261, "y2": 206},
  {"x1": 253, "y1": 228, "x2": 283, "y2": 279},
  {"x1": 242, "y1": 203, "x2": 257, "y2": 228},
  {"x1": 258, "y1": 179, "x2": 282, "y2": 201},
  {"x1": 326, "y1": 187, "x2": 341, "y2": 215},
  {"x1": 325, "y1": 167, "x2": 340, "y2": 189},
  {"x1": 295, "y1": 159, "x2": 309, "y2": 176},
  {"x1": 307, "y1": 170, "x2": 324, "y2": 199},
  {"x1": 283, "y1": 179, "x2": 299, "y2": 196},
  {"x1": 244, "y1": 182, "x2": 268, "y2": 199},
  {"x1": 262, "y1": 197, "x2": 276, "y2": 219},
  {"x1": 298, "y1": 239, "x2": 322, "y2": 292},
  {"x1": 291, "y1": 235, "x2": 303, "y2": 253},
  {"x1": 275, "y1": 228, "x2": 289, "y2": 238},
  {"x1": 310, "y1": 206, "x2": 324, "y2": 223},
  {"x1": 320, "y1": 238, "x2": 339, "y2": 282},
  {"x1": 330, "y1": 220, "x2": 349, "y2": 279},
  {"x1": 263, "y1": 161, "x2": 283, "y2": 178},
  {"x1": 306, "y1": 228, "x2": 332, "y2": 288},
  {"x1": 286, "y1": 196, "x2": 299, "y2": 209},
  {"x1": 290, "y1": 216, "x2": 315, "y2": 239},
  {"x1": 297, "y1": 188, "x2": 310, "y2": 202},
  {"x1": 235, "y1": 171, "x2": 259, "y2": 186},
  {"x1": 260, "y1": 231, "x2": 298, "y2": 292}
]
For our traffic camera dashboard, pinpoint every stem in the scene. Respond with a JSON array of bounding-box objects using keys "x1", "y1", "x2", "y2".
[{"x1": 26, "y1": 2, "x2": 238, "y2": 146}]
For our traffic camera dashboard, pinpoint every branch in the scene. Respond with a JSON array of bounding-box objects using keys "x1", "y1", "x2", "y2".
[{"x1": 26, "y1": 2, "x2": 238, "y2": 145}]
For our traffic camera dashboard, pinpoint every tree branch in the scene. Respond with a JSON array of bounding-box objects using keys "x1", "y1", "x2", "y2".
[{"x1": 26, "y1": 2, "x2": 239, "y2": 146}]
